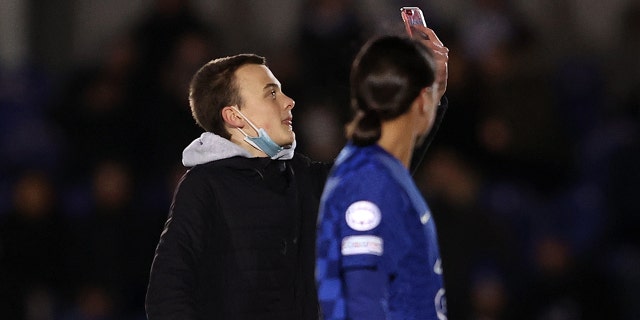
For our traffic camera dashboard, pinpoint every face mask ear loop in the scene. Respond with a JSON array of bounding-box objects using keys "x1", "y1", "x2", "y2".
[
  {"x1": 232, "y1": 106, "x2": 261, "y2": 137},
  {"x1": 236, "y1": 127, "x2": 250, "y2": 138}
]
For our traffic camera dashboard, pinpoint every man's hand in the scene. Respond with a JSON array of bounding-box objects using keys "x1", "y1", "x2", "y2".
[{"x1": 413, "y1": 25, "x2": 449, "y2": 102}]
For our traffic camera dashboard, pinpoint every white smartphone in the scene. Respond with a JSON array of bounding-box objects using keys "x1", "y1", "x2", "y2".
[{"x1": 400, "y1": 7, "x2": 427, "y2": 38}]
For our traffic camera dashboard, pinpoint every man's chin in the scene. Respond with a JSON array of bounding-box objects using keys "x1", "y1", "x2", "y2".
[
  {"x1": 281, "y1": 135, "x2": 296, "y2": 149},
  {"x1": 284, "y1": 132, "x2": 295, "y2": 145}
]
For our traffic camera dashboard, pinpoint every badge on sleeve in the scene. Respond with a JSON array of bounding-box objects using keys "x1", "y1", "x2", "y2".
[{"x1": 345, "y1": 201, "x2": 381, "y2": 231}]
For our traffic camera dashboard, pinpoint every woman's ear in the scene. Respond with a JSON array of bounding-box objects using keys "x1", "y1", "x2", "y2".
[
  {"x1": 415, "y1": 87, "x2": 429, "y2": 114},
  {"x1": 421, "y1": 86, "x2": 439, "y2": 113},
  {"x1": 221, "y1": 106, "x2": 244, "y2": 128}
]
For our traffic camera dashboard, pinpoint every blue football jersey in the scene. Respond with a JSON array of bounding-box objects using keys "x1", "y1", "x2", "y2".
[{"x1": 316, "y1": 143, "x2": 447, "y2": 320}]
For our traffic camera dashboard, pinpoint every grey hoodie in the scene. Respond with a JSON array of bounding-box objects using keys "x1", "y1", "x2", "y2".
[{"x1": 182, "y1": 132, "x2": 296, "y2": 167}]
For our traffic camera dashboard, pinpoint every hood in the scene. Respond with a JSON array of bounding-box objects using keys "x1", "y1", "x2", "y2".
[{"x1": 182, "y1": 132, "x2": 296, "y2": 167}]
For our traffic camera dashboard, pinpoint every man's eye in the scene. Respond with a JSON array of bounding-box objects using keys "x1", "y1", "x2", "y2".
[{"x1": 270, "y1": 90, "x2": 277, "y2": 98}]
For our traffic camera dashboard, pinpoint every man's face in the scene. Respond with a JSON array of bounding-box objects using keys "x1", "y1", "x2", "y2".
[{"x1": 234, "y1": 64, "x2": 295, "y2": 147}]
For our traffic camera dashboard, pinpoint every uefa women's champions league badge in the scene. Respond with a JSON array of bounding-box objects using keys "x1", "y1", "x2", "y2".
[{"x1": 345, "y1": 201, "x2": 381, "y2": 231}]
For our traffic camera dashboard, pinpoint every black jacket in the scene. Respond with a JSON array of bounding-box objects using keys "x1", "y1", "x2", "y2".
[{"x1": 146, "y1": 153, "x2": 329, "y2": 320}]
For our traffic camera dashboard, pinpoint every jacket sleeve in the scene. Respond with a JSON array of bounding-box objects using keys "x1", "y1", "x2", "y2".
[
  {"x1": 411, "y1": 96, "x2": 449, "y2": 175},
  {"x1": 145, "y1": 170, "x2": 210, "y2": 320}
]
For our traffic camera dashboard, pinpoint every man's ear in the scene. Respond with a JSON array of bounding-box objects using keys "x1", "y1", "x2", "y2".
[{"x1": 221, "y1": 106, "x2": 244, "y2": 128}]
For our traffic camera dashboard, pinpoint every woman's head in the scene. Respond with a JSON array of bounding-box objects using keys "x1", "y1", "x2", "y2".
[{"x1": 348, "y1": 35, "x2": 436, "y2": 146}]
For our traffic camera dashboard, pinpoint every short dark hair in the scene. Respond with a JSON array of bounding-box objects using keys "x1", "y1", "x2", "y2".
[
  {"x1": 189, "y1": 54, "x2": 266, "y2": 139},
  {"x1": 348, "y1": 35, "x2": 435, "y2": 146}
]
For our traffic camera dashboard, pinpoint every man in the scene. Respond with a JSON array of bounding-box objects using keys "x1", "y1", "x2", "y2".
[{"x1": 145, "y1": 54, "x2": 330, "y2": 319}]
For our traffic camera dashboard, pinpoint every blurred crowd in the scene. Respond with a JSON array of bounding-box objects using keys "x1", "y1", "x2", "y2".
[{"x1": 1, "y1": 0, "x2": 639, "y2": 319}]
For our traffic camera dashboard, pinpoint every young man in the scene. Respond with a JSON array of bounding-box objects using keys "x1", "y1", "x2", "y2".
[{"x1": 145, "y1": 54, "x2": 330, "y2": 320}]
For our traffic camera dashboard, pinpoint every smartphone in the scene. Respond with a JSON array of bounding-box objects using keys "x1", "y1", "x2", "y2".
[{"x1": 400, "y1": 7, "x2": 427, "y2": 38}]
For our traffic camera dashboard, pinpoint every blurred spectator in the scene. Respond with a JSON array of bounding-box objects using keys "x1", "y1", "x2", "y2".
[
  {"x1": 521, "y1": 233, "x2": 619, "y2": 320},
  {"x1": 132, "y1": 29, "x2": 215, "y2": 176},
  {"x1": 294, "y1": 103, "x2": 345, "y2": 162},
  {"x1": 0, "y1": 170, "x2": 68, "y2": 320},
  {"x1": 457, "y1": 0, "x2": 517, "y2": 64},
  {"x1": 130, "y1": 0, "x2": 218, "y2": 94},
  {"x1": 417, "y1": 147, "x2": 519, "y2": 319},
  {"x1": 0, "y1": 64, "x2": 63, "y2": 174},
  {"x1": 473, "y1": 19, "x2": 571, "y2": 191},
  {"x1": 64, "y1": 159, "x2": 153, "y2": 318},
  {"x1": 606, "y1": 114, "x2": 640, "y2": 320},
  {"x1": 468, "y1": 264, "x2": 508, "y2": 320},
  {"x1": 126, "y1": 0, "x2": 221, "y2": 177},
  {"x1": 291, "y1": 0, "x2": 368, "y2": 160},
  {"x1": 49, "y1": 34, "x2": 140, "y2": 177},
  {"x1": 60, "y1": 284, "x2": 116, "y2": 320},
  {"x1": 298, "y1": 1, "x2": 366, "y2": 113},
  {"x1": 606, "y1": 1, "x2": 640, "y2": 118}
]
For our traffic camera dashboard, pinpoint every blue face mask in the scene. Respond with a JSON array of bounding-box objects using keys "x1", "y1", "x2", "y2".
[
  {"x1": 244, "y1": 128, "x2": 284, "y2": 158},
  {"x1": 233, "y1": 107, "x2": 286, "y2": 158}
]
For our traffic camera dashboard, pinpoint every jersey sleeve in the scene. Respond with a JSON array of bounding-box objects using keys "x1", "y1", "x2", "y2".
[
  {"x1": 340, "y1": 199, "x2": 384, "y2": 269},
  {"x1": 317, "y1": 158, "x2": 414, "y2": 320},
  {"x1": 338, "y1": 171, "x2": 411, "y2": 271},
  {"x1": 336, "y1": 171, "x2": 413, "y2": 319}
]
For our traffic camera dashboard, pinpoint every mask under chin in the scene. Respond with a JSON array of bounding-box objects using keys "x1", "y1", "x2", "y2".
[{"x1": 243, "y1": 128, "x2": 284, "y2": 158}]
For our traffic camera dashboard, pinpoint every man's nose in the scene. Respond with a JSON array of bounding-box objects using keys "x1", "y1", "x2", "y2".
[{"x1": 284, "y1": 95, "x2": 295, "y2": 110}]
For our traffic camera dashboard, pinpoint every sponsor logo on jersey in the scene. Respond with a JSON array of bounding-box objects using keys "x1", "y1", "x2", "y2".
[
  {"x1": 341, "y1": 235, "x2": 383, "y2": 256},
  {"x1": 345, "y1": 201, "x2": 381, "y2": 231}
]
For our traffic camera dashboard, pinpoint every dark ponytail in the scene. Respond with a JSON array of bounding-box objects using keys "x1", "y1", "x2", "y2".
[{"x1": 350, "y1": 110, "x2": 382, "y2": 146}]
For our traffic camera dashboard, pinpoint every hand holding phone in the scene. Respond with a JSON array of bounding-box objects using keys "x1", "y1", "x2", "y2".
[
  {"x1": 400, "y1": 6, "x2": 450, "y2": 112},
  {"x1": 400, "y1": 7, "x2": 427, "y2": 38}
]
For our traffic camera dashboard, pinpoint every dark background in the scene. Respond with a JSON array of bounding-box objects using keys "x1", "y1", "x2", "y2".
[{"x1": 1, "y1": 0, "x2": 638, "y2": 319}]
